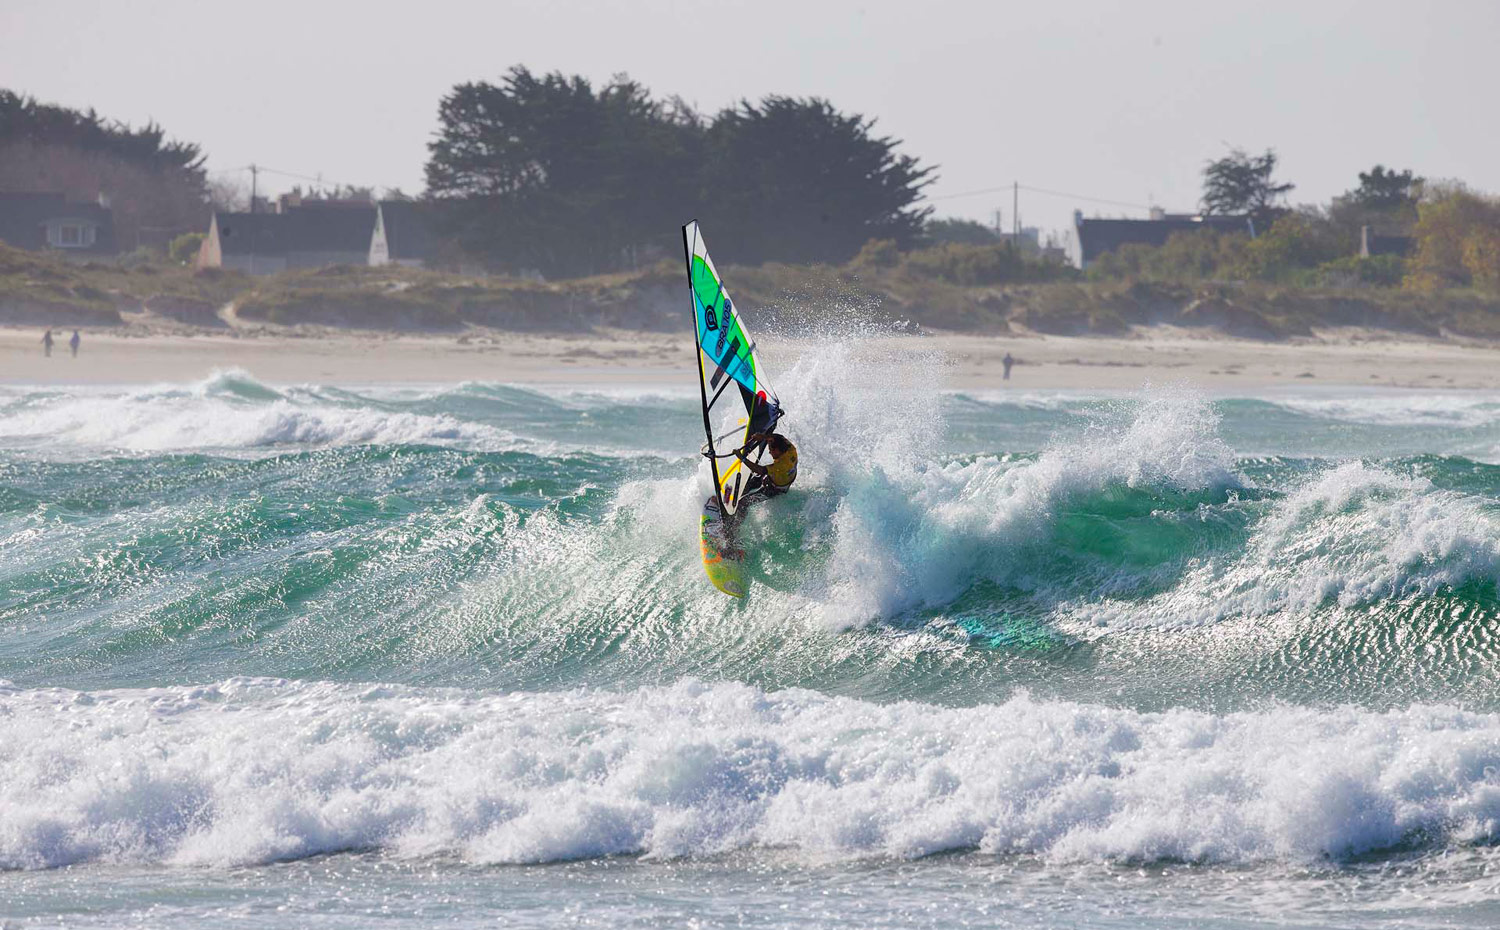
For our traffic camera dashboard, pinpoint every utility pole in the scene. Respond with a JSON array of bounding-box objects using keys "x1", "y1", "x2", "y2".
[
  {"x1": 1012, "y1": 181, "x2": 1020, "y2": 246},
  {"x1": 247, "y1": 163, "x2": 259, "y2": 276}
]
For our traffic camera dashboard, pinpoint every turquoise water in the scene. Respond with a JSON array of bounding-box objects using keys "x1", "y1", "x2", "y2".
[{"x1": 3, "y1": 350, "x2": 1500, "y2": 927}]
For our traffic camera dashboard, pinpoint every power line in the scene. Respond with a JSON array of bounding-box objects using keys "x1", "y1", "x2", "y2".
[
  {"x1": 1021, "y1": 184, "x2": 1154, "y2": 211},
  {"x1": 926, "y1": 182, "x2": 1154, "y2": 212},
  {"x1": 206, "y1": 163, "x2": 373, "y2": 191},
  {"x1": 258, "y1": 166, "x2": 335, "y2": 185},
  {"x1": 924, "y1": 184, "x2": 1013, "y2": 203}
]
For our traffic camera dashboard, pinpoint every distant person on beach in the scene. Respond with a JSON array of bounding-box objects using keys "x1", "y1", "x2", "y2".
[
  {"x1": 1002, "y1": 351, "x2": 1014, "y2": 380},
  {"x1": 69, "y1": 330, "x2": 80, "y2": 358},
  {"x1": 41, "y1": 329, "x2": 53, "y2": 357}
]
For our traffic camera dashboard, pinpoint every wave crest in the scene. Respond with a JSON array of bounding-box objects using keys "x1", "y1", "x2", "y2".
[
  {"x1": 3, "y1": 679, "x2": 1497, "y2": 869},
  {"x1": 0, "y1": 370, "x2": 524, "y2": 453}
]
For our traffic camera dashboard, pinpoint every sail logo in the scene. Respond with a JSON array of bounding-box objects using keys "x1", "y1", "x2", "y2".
[
  {"x1": 709, "y1": 336, "x2": 741, "y2": 389},
  {"x1": 715, "y1": 304, "x2": 730, "y2": 356}
]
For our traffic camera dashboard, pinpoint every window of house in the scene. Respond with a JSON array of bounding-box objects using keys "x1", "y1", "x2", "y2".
[{"x1": 51, "y1": 223, "x2": 97, "y2": 247}]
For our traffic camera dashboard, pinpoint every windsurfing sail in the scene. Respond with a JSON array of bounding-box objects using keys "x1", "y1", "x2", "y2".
[{"x1": 683, "y1": 220, "x2": 779, "y2": 518}]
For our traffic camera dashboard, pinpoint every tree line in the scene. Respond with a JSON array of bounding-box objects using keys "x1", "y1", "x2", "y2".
[
  {"x1": 424, "y1": 67, "x2": 934, "y2": 278},
  {"x1": 0, "y1": 91, "x2": 210, "y2": 251},
  {"x1": 4, "y1": 79, "x2": 1497, "y2": 296},
  {"x1": 2, "y1": 75, "x2": 937, "y2": 274},
  {"x1": 1084, "y1": 147, "x2": 1500, "y2": 296},
  {"x1": 0, "y1": 91, "x2": 205, "y2": 174}
]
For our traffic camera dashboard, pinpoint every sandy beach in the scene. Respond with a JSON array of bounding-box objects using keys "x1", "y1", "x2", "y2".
[{"x1": 3, "y1": 324, "x2": 1499, "y2": 390}]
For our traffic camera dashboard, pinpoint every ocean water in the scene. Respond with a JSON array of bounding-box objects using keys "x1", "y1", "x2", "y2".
[{"x1": 3, "y1": 343, "x2": 1500, "y2": 928}]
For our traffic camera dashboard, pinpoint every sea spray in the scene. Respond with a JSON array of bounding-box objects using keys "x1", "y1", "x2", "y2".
[
  {"x1": 3, "y1": 678, "x2": 1499, "y2": 869},
  {"x1": 794, "y1": 380, "x2": 1243, "y2": 626},
  {"x1": 1060, "y1": 459, "x2": 1500, "y2": 635}
]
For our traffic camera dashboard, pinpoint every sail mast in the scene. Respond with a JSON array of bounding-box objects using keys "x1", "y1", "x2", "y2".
[{"x1": 683, "y1": 221, "x2": 727, "y2": 511}]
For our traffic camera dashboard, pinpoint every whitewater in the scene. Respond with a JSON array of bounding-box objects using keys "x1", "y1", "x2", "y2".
[{"x1": 3, "y1": 350, "x2": 1500, "y2": 928}]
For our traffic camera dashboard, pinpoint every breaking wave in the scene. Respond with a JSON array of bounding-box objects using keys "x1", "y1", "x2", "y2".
[
  {"x1": 4, "y1": 345, "x2": 1500, "y2": 882},
  {"x1": 0, "y1": 370, "x2": 523, "y2": 453},
  {"x1": 3, "y1": 678, "x2": 1498, "y2": 870}
]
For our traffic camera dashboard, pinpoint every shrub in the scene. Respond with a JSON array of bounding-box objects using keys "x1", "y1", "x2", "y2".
[
  {"x1": 1314, "y1": 254, "x2": 1406, "y2": 288},
  {"x1": 116, "y1": 245, "x2": 164, "y2": 269},
  {"x1": 1087, "y1": 229, "x2": 1251, "y2": 283},
  {"x1": 850, "y1": 238, "x2": 900, "y2": 270},
  {"x1": 1404, "y1": 188, "x2": 1500, "y2": 293},
  {"x1": 169, "y1": 232, "x2": 205, "y2": 265},
  {"x1": 1235, "y1": 212, "x2": 1350, "y2": 282}
]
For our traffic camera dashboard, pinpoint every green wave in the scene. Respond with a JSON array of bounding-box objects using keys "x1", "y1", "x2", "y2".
[{"x1": 3, "y1": 441, "x2": 1497, "y2": 713}]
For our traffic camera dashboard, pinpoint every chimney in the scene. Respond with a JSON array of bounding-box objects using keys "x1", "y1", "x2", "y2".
[{"x1": 1149, "y1": 206, "x2": 1165, "y2": 221}]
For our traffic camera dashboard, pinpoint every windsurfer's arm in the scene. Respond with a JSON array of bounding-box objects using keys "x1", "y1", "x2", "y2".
[{"x1": 735, "y1": 448, "x2": 769, "y2": 476}]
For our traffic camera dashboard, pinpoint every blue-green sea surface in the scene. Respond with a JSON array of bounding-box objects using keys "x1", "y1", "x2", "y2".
[{"x1": 3, "y1": 357, "x2": 1500, "y2": 929}]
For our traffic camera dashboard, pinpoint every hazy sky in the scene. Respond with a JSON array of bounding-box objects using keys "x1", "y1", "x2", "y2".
[{"x1": 2, "y1": 0, "x2": 1495, "y2": 239}]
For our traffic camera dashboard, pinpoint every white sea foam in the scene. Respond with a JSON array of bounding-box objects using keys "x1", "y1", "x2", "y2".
[
  {"x1": 1066, "y1": 460, "x2": 1500, "y2": 632},
  {"x1": 1241, "y1": 461, "x2": 1500, "y2": 607},
  {"x1": 1263, "y1": 392, "x2": 1500, "y2": 428},
  {"x1": 762, "y1": 342, "x2": 1496, "y2": 630},
  {"x1": 0, "y1": 394, "x2": 513, "y2": 451},
  {"x1": 1, "y1": 678, "x2": 1497, "y2": 870},
  {"x1": 781, "y1": 367, "x2": 1240, "y2": 625},
  {"x1": 0, "y1": 371, "x2": 527, "y2": 453},
  {"x1": 950, "y1": 389, "x2": 1500, "y2": 430}
]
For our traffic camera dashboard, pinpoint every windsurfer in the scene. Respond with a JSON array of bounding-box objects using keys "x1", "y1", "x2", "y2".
[
  {"x1": 735, "y1": 431, "x2": 798, "y2": 506},
  {"x1": 711, "y1": 429, "x2": 796, "y2": 561}
]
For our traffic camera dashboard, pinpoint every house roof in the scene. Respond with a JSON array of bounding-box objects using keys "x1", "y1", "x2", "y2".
[
  {"x1": 1075, "y1": 214, "x2": 1251, "y2": 265},
  {"x1": 0, "y1": 191, "x2": 116, "y2": 253},
  {"x1": 213, "y1": 203, "x2": 376, "y2": 256},
  {"x1": 378, "y1": 200, "x2": 439, "y2": 261}
]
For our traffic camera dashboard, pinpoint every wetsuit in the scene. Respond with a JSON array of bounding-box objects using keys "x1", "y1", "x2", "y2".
[{"x1": 742, "y1": 442, "x2": 798, "y2": 501}]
